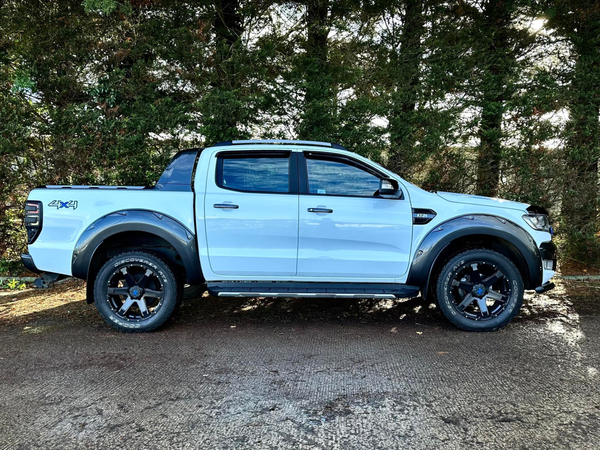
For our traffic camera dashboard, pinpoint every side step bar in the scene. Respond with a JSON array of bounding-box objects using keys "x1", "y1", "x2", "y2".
[{"x1": 207, "y1": 282, "x2": 420, "y2": 299}]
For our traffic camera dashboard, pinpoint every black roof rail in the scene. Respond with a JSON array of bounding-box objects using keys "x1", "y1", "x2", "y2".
[{"x1": 212, "y1": 139, "x2": 348, "y2": 151}]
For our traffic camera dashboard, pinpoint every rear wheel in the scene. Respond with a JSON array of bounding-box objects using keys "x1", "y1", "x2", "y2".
[
  {"x1": 93, "y1": 251, "x2": 179, "y2": 332},
  {"x1": 435, "y1": 249, "x2": 523, "y2": 331}
]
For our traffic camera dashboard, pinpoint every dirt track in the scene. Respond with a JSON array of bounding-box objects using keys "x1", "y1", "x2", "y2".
[{"x1": 1, "y1": 279, "x2": 599, "y2": 449}]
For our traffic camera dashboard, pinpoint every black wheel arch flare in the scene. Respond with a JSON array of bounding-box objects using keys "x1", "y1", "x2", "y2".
[
  {"x1": 406, "y1": 214, "x2": 543, "y2": 296},
  {"x1": 72, "y1": 210, "x2": 203, "y2": 289}
]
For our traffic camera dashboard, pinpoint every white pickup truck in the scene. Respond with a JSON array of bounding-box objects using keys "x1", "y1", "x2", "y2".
[{"x1": 22, "y1": 140, "x2": 556, "y2": 332}]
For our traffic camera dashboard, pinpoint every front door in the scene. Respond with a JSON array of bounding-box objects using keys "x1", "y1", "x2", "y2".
[
  {"x1": 297, "y1": 152, "x2": 412, "y2": 281},
  {"x1": 204, "y1": 150, "x2": 299, "y2": 277}
]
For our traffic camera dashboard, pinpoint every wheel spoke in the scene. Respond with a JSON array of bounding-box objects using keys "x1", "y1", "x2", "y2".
[
  {"x1": 137, "y1": 269, "x2": 153, "y2": 288},
  {"x1": 452, "y1": 279, "x2": 474, "y2": 292},
  {"x1": 487, "y1": 289, "x2": 508, "y2": 303},
  {"x1": 118, "y1": 297, "x2": 135, "y2": 316},
  {"x1": 137, "y1": 299, "x2": 150, "y2": 317},
  {"x1": 107, "y1": 287, "x2": 129, "y2": 296},
  {"x1": 457, "y1": 293, "x2": 475, "y2": 311},
  {"x1": 120, "y1": 268, "x2": 137, "y2": 287},
  {"x1": 476, "y1": 298, "x2": 489, "y2": 317},
  {"x1": 107, "y1": 263, "x2": 164, "y2": 321},
  {"x1": 144, "y1": 289, "x2": 164, "y2": 299},
  {"x1": 469, "y1": 263, "x2": 481, "y2": 283},
  {"x1": 483, "y1": 270, "x2": 504, "y2": 288},
  {"x1": 450, "y1": 260, "x2": 513, "y2": 321}
]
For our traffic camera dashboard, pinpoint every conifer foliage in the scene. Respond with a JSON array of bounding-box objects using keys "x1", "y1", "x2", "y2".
[{"x1": 0, "y1": 0, "x2": 598, "y2": 266}]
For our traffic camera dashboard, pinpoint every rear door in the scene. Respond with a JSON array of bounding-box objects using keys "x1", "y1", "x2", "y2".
[
  {"x1": 297, "y1": 151, "x2": 412, "y2": 281},
  {"x1": 204, "y1": 150, "x2": 299, "y2": 277}
]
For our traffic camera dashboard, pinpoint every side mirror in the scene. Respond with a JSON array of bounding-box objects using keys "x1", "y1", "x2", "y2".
[{"x1": 379, "y1": 178, "x2": 402, "y2": 199}]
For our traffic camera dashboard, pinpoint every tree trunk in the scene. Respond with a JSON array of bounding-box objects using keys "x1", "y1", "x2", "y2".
[
  {"x1": 214, "y1": 0, "x2": 242, "y2": 90},
  {"x1": 561, "y1": 40, "x2": 600, "y2": 254},
  {"x1": 388, "y1": 0, "x2": 425, "y2": 179},
  {"x1": 211, "y1": 0, "x2": 243, "y2": 137},
  {"x1": 475, "y1": 1, "x2": 511, "y2": 197},
  {"x1": 298, "y1": 0, "x2": 332, "y2": 140},
  {"x1": 476, "y1": 93, "x2": 504, "y2": 197}
]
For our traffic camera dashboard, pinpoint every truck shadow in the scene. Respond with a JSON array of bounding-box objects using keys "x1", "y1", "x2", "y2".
[
  {"x1": 173, "y1": 294, "x2": 445, "y2": 327},
  {"x1": 0, "y1": 280, "x2": 447, "y2": 329},
  {"x1": 176, "y1": 278, "x2": 600, "y2": 330},
  {"x1": 1, "y1": 278, "x2": 597, "y2": 331}
]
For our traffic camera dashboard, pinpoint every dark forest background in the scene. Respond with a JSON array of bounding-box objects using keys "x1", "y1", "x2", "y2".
[{"x1": 1, "y1": 0, "x2": 599, "y2": 273}]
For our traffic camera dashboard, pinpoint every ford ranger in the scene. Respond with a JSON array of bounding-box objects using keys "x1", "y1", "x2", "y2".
[{"x1": 21, "y1": 140, "x2": 556, "y2": 332}]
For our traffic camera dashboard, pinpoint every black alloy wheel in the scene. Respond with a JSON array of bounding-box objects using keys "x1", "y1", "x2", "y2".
[
  {"x1": 106, "y1": 265, "x2": 164, "y2": 320},
  {"x1": 436, "y1": 249, "x2": 524, "y2": 331},
  {"x1": 450, "y1": 262, "x2": 510, "y2": 320},
  {"x1": 94, "y1": 251, "x2": 179, "y2": 332}
]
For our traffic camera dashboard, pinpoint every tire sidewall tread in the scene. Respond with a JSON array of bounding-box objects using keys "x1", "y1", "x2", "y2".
[
  {"x1": 93, "y1": 251, "x2": 179, "y2": 333},
  {"x1": 435, "y1": 249, "x2": 524, "y2": 332}
]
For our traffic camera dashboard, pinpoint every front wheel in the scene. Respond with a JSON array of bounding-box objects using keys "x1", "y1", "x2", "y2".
[
  {"x1": 435, "y1": 249, "x2": 524, "y2": 331},
  {"x1": 93, "y1": 251, "x2": 179, "y2": 332}
]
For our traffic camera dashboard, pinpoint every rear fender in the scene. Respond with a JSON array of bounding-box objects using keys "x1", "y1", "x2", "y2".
[{"x1": 72, "y1": 210, "x2": 202, "y2": 285}]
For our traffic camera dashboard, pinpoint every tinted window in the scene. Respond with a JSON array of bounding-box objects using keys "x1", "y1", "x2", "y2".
[
  {"x1": 306, "y1": 158, "x2": 381, "y2": 197},
  {"x1": 220, "y1": 156, "x2": 289, "y2": 193}
]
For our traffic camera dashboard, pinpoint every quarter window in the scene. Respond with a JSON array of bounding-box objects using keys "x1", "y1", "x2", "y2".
[
  {"x1": 218, "y1": 155, "x2": 290, "y2": 193},
  {"x1": 306, "y1": 158, "x2": 381, "y2": 197}
]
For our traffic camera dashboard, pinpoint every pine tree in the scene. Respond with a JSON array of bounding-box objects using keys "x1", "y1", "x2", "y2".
[{"x1": 546, "y1": 0, "x2": 600, "y2": 262}]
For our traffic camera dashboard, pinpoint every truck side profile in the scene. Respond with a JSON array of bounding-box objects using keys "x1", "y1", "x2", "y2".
[{"x1": 22, "y1": 140, "x2": 557, "y2": 332}]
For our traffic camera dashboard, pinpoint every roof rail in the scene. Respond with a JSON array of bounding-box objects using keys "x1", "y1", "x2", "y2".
[{"x1": 213, "y1": 139, "x2": 347, "y2": 150}]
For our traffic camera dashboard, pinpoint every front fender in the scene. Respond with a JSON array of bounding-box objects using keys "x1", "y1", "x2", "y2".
[
  {"x1": 72, "y1": 209, "x2": 202, "y2": 284},
  {"x1": 407, "y1": 215, "x2": 542, "y2": 294}
]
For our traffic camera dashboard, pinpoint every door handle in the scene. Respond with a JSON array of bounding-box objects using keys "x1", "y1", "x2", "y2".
[
  {"x1": 214, "y1": 203, "x2": 239, "y2": 209},
  {"x1": 308, "y1": 207, "x2": 333, "y2": 213}
]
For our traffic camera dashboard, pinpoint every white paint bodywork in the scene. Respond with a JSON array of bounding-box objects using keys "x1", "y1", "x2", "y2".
[
  {"x1": 27, "y1": 143, "x2": 555, "y2": 287},
  {"x1": 27, "y1": 189, "x2": 194, "y2": 275}
]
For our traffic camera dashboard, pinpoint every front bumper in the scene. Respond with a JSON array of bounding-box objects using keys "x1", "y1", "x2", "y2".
[
  {"x1": 540, "y1": 241, "x2": 557, "y2": 270},
  {"x1": 538, "y1": 241, "x2": 557, "y2": 291},
  {"x1": 21, "y1": 253, "x2": 42, "y2": 274}
]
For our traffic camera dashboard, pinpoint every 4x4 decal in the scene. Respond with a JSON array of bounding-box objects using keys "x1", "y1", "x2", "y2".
[{"x1": 48, "y1": 200, "x2": 78, "y2": 210}]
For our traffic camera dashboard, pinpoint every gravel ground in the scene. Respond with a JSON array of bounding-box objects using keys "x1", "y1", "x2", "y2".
[{"x1": 1, "y1": 278, "x2": 599, "y2": 449}]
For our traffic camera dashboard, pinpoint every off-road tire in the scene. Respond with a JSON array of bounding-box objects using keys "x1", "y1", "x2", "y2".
[
  {"x1": 94, "y1": 251, "x2": 179, "y2": 332},
  {"x1": 435, "y1": 249, "x2": 524, "y2": 331}
]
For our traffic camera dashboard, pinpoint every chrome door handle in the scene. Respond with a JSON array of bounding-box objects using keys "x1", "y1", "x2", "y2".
[
  {"x1": 308, "y1": 208, "x2": 333, "y2": 213},
  {"x1": 214, "y1": 204, "x2": 239, "y2": 209}
]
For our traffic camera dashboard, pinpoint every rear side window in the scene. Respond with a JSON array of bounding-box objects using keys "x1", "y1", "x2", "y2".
[
  {"x1": 306, "y1": 158, "x2": 381, "y2": 197},
  {"x1": 218, "y1": 154, "x2": 290, "y2": 193}
]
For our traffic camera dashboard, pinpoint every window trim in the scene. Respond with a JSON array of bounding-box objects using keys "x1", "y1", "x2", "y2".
[
  {"x1": 299, "y1": 151, "x2": 403, "y2": 200},
  {"x1": 215, "y1": 150, "x2": 298, "y2": 195}
]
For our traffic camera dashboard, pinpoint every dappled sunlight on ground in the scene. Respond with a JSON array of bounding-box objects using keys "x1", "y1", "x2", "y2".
[
  {"x1": 0, "y1": 279, "x2": 86, "y2": 325},
  {"x1": 519, "y1": 279, "x2": 585, "y2": 347},
  {"x1": 0, "y1": 276, "x2": 598, "y2": 334},
  {"x1": 1, "y1": 276, "x2": 599, "y2": 449}
]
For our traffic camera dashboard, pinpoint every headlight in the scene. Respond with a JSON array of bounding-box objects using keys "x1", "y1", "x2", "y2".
[{"x1": 523, "y1": 213, "x2": 550, "y2": 232}]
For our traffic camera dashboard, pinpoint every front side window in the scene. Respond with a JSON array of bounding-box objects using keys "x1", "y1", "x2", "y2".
[
  {"x1": 219, "y1": 155, "x2": 290, "y2": 193},
  {"x1": 306, "y1": 157, "x2": 381, "y2": 197}
]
